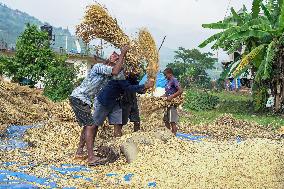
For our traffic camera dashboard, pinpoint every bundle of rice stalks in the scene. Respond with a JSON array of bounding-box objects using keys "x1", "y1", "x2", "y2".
[
  {"x1": 138, "y1": 28, "x2": 159, "y2": 90},
  {"x1": 139, "y1": 95, "x2": 184, "y2": 114},
  {"x1": 76, "y1": 3, "x2": 142, "y2": 75}
]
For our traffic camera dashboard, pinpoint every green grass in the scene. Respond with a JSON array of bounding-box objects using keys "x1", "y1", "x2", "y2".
[{"x1": 182, "y1": 90, "x2": 284, "y2": 129}]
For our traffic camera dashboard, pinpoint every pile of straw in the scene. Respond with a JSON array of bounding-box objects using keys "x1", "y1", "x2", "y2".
[{"x1": 0, "y1": 80, "x2": 75, "y2": 135}]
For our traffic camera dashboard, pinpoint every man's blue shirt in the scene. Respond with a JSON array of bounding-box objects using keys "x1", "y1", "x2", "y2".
[{"x1": 97, "y1": 80, "x2": 145, "y2": 109}]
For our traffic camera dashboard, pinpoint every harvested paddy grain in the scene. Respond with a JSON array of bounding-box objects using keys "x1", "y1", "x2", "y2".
[
  {"x1": 1, "y1": 128, "x2": 283, "y2": 188},
  {"x1": 181, "y1": 114, "x2": 281, "y2": 140},
  {"x1": 1, "y1": 80, "x2": 283, "y2": 188}
]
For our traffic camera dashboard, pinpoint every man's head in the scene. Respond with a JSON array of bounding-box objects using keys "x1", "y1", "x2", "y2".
[
  {"x1": 107, "y1": 51, "x2": 120, "y2": 66},
  {"x1": 163, "y1": 68, "x2": 174, "y2": 80}
]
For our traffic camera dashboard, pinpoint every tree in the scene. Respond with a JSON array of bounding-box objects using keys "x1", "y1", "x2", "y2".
[
  {"x1": 199, "y1": 0, "x2": 284, "y2": 112},
  {"x1": 13, "y1": 23, "x2": 54, "y2": 85},
  {"x1": 167, "y1": 48, "x2": 216, "y2": 88},
  {"x1": 43, "y1": 55, "x2": 77, "y2": 101},
  {"x1": 2, "y1": 24, "x2": 78, "y2": 101}
]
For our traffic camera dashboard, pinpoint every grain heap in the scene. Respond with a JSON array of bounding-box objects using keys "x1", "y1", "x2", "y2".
[
  {"x1": 180, "y1": 114, "x2": 281, "y2": 140},
  {"x1": 138, "y1": 28, "x2": 159, "y2": 90},
  {"x1": 76, "y1": 3, "x2": 143, "y2": 75},
  {"x1": 0, "y1": 80, "x2": 51, "y2": 135},
  {"x1": 1, "y1": 81, "x2": 283, "y2": 188},
  {"x1": 0, "y1": 80, "x2": 75, "y2": 135}
]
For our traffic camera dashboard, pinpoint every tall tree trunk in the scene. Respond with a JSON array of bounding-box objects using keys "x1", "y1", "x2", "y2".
[
  {"x1": 275, "y1": 80, "x2": 281, "y2": 111},
  {"x1": 274, "y1": 47, "x2": 284, "y2": 112},
  {"x1": 281, "y1": 48, "x2": 284, "y2": 112}
]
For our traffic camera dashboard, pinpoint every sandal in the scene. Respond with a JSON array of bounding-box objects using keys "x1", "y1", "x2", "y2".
[
  {"x1": 73, "y1": 154, "x2": 88, "y2": 160},
  {"x1": 88, "y1": 158, "x2": 108, "y2": 167}
]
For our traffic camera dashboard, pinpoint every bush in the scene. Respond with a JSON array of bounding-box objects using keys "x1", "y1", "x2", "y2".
[
  {"x1": 0, "y1": 55, "x2": 17, "y2": 77},
  {"x1": 184, "y1": 89, "x2": 219, "y2": 111}
]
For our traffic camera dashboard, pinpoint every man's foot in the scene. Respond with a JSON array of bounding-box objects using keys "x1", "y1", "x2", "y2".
[
  {"x1": 114, "y1": 125, "x2": 122, "y2": 137},
  {"x1": 165, "y1": 122, "x2": 171, "y2": 130},
  {"x1": 76, "y1": 147, "x2": 84, "y2": 155},
  {"x1": 133, "y1": 127, "x2": 140, "y2": 132},
  {"x1": 171, "y1": 123, "x2": 178, "y2": 135},
  {"x1": 74, "y1": 147, "x2": 86, "y2": 159},
  {"x1": 88, "y1": 156, "x2": 106, "y2": 166},
  {"x1": 133, "y1": 122, "x2": 140, "y2": 132},
  {"x1": 74, "y1": 153, "x2": 88, "y2": 160}
]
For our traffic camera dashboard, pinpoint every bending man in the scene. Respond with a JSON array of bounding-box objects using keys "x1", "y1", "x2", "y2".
[
  {"x1": 87, "y1": 76, "x2": 154, "y2": 166},
  {"x1": 69, "y1": 46, "x2": 129, "y2": 160}
]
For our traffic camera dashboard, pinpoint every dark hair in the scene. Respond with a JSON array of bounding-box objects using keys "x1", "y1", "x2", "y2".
[{"x1": 164, "y1": 68, "x2": 173, "y2": 74}]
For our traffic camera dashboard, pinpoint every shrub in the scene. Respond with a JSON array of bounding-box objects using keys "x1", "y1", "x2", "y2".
[{"x1": 184, "y1": 89, "x2": 219, "y2": 111}]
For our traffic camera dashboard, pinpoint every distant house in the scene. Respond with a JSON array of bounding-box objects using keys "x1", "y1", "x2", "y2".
[
  {"x1": 221, "y1": 47, "x2": 253, "y2": 91},
  {"x1": 66, "y1": 54, "x2": 105, "y2": 79}
]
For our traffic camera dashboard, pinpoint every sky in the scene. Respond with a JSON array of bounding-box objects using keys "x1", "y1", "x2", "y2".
[{"x1": 0, "y1": 0, "x2": 253, "y2": 61}]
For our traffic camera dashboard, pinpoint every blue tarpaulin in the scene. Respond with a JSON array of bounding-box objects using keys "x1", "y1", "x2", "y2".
[
  {"x1": 0, "y1": 125, "x2": 34, "y2": 151},
  {"x1": 139, "y1": 73, "x2": 167, "y2": 88},
  {"x1": 176, "y1": 133, "x2": 207, "y2": 142},
  {"x1": 230, "y1": 77, "x2": 241, "y2": 90},
  {"x1": 0, "y1": 169, "x2": 57, "y2": 188}
]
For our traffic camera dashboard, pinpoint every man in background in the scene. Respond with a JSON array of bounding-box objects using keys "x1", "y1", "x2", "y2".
[
  {"x1": 116, "y1": 73, "x2": 142, "y2": 137},
  {"x1": 163, "y1": 68, "x2": 183, "y2": 135}
]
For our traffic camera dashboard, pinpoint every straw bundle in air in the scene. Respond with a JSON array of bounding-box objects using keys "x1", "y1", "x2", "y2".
[
  {"x1": 138, "y1": 28, "x2": 159, "y2": 90},
  {"x1": 76, "y1": 3, "x2": 142, "y2": 75}
]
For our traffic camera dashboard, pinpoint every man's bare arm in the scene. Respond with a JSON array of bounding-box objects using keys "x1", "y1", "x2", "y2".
[
  {"x1": 167, "y1": 86, "x2": 183, "y2": 101},
  {"x1": 112, "y1": 46, "x2": 129, "y2": 75}
]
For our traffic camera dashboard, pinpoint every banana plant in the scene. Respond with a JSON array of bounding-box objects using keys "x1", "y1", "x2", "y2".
[{"x1": 199, "y1": 0, "x2": 284, "y2": 111}]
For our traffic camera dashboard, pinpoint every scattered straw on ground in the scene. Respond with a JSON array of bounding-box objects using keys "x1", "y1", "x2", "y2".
[{"x1": 0, "y1": 80, "x2": 283, "y2": 188}]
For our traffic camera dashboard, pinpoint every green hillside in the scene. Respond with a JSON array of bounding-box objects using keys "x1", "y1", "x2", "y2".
[{"x1": 0, "y1": 3, "x2": 77, "y2": 51}]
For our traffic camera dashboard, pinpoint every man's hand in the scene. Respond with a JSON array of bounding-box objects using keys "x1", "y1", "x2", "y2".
[
  {"x1": 167, "y1": 95, "x2": 174, "y2": 101},
  {"x1": 144, "y1": 79, "x2": 154, "y2": 89},
  {"x1": 121, "y1": 45, "x2": 130, "y2": 54}
]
